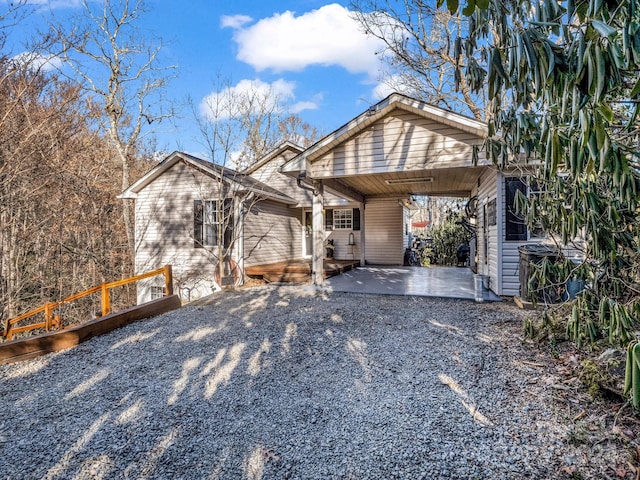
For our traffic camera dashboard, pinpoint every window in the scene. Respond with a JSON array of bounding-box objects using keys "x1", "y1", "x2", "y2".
[
  {"x1": 505, "y1": 177, "x2": 527, "y2": 241},
  {"x1": 486, "y1": 199, "x2": 497, "y2": 226},
  {"x1": 194, "y1": 199, "x2": 233, "y2": 248},
  {"x1": 324, "y1": 208, "x2": 360, "y2": 231},
  {"x1": 150, "y1": 286, "x2": 165, "y2": 300},
  {"x1": 333, "y1": 209, "x2": 353, "y2": 229},
  {"x1": 194, "y1": 200, "x2": 219, "y2": 247}
]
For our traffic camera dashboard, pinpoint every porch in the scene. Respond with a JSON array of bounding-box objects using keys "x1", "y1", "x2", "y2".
[
  {"x1": 245, "y1": 259, "x2": 360, "y2": 283},
  {"x1": 325, "y1": 266, "x2": 501, "y2": 302}
]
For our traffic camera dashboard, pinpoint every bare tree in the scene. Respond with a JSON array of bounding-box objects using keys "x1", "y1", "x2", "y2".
[
  {"x1": 49, "y1": 0, "x2": 176, "y2": 266},
  {"x1": 0, "y1": 59, "x2": 138, "y2": 328},
  {"x1": 277, "y1": 114, "x2": 320, "y2": 148},
  {"x1": 350, "y1": 0, "x2": 485, "y2": 119},
  {"x1": 189, "y1": 79, "x2": 319, "y2": 286}
]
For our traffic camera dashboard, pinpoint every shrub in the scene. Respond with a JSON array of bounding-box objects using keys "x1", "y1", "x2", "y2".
[{"x1": 429, "y1": 214, "x2": 471, "y2": 266}]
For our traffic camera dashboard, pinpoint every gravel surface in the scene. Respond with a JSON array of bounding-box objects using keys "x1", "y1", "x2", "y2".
[{"x1": 0, "y1": 285, "x2": 629, "y2": 479}]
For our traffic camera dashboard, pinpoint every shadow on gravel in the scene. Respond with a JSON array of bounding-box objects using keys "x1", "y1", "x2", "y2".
[{"x1": 0, "y1": 286, "x2": 593, "y2": 479}]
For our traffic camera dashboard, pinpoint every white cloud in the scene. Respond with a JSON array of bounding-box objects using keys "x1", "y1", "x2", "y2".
[
  {"x1": 290, "y1": 100, "x2": 319, "y2": 114},
  {"x1": 371, "y1": 76, "x2": 416, "y2": 100},
  {"x1": 220, "y1": 14, "x2": 252, "y2": 29},
  {"x1": 12, "y1": 0, "x2": 84, "y2": 8},
  {"x1": 290, "y1": 92, "x2": 323, "y2": 114},
  {"x1": 199, "y1": 78, "x2": 297, "y2": 121},
  {"x1": 224, "y1": 3, "x2": 385, "y2": 78},
  {"x1": 11, "y1": 52, "x2": 63, "y2": 72},
  {"x1": 372, "y1": 81, "x2": 396, "y2": 100}
]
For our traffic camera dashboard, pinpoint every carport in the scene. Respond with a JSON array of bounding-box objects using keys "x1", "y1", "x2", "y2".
[
  {"x1": 280, "y1": 93, "x2": 491, "y2": 287},
  {"x1": 325, "y1": 266, "x2": 501, "y2": 301}
]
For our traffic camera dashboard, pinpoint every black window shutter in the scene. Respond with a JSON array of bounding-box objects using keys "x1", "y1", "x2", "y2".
[
  {"x1": 223, "y1": 198, "x2": 234, "y2": 249},
  {"x1": 325, "y1": 209, "x2": 333, "y2": 230},
  {"x1": 352, "y1": 208, "x2": 360, "y2": 231},
  {"x1": 194, "y1": 200, "x2": 203, "y2": 248},
  {"x1": 505, "y1": 177, "x2": 527, "y2": 241}
]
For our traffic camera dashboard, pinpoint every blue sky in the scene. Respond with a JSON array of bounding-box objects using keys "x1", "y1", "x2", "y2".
[{"x1": 7, "y1": 1, "x2": 394, "y2": 157}]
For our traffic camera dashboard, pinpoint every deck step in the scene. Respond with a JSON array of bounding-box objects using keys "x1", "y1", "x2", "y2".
[
  {"x1": 246, "y1": 259, "x2": 359, "y2": 284},
  {"x1": 263, "y1": 272, "x2": 310, "y2": 283}
]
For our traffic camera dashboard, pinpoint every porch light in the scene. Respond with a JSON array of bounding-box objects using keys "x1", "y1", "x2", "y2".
[
  {"x1": 385, "y1": 177, "x2": 434, "y2": 185},
  {"x1": 348, "y1": 232, "x2": 356, "y2": 245}
]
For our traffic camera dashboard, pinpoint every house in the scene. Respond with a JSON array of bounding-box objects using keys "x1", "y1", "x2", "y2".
[
  {"x1": 278, "y1": 93, "x2": 553, "y2": 295},
  {"x1": 118, "y1": 146, "x2": 369, "y2": 303},
  {"x1": 120, "y1": 93, "x2": 552, "y2": 304}
]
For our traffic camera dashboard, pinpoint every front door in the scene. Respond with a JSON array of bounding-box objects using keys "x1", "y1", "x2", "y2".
[{"x1": 304, "y1": 211, "x2": 313, "y2": 257}]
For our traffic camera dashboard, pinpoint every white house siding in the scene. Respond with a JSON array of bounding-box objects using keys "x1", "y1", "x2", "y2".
[
  {"x1": 327, "y1": 229, "x2": 359, "y2": 260},
  {"x1": 250, "y1": 152, "x2": 314, "y2": 206},
  {"x1": 313, "y1": 110, "x2": 481, "y2": 177},
  {"x1": 476, "y1": 169, "x2": 500, "y2": 293},
  {"x1": 251, "y1": 155, "x2": 351, "y2": 209},
  {"x1": 500, "y1": 171, "x2": 525, "y2": 296},
  {"x1": 364, "y1": 198, "x2": 404, "y2": 265},
  {"x1": 133, "y1": 160, "x2": 226, "y2": 304},
  {"x1": 243, "y1": 199, "x2": 302, "y2": 266}
]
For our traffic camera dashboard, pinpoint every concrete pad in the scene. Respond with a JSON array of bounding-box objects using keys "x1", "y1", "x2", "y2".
[{"x1": 325, "y1": 266, "x2": 501, "y2": 302}]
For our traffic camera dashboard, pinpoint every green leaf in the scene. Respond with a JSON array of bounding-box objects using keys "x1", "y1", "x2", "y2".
[
  {"x1": 591, "y1": 20, "x2": 617, "y2": 38},
  {"x1": 626, "y1": 102, "x2": 640, "y2": 131},
  {"x1": 596, "y1": 103, "x2": 614, "y2": 123},
  {"x1": 630, "y1": 76, "x2": 640, "y2": 97},
  {"x1": 594, "y1": 43, "x2": 606, "y2": 101},
  {"x1": 476, "y1": 0, "x2": 489, "y2": 9},
  {"x1": 446, "y1": 0, "x2": 459, "y2": 14},
  {"x1": 491, "y1": 47, "x2": 508, "y2": 81},
  {"x1": 462, "y1": 0, "x2": 475, "y2": 16}
]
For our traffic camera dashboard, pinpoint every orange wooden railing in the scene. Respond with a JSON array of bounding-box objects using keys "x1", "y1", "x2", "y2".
[{"x1": 2, "y1": 265, "x2": 173, "y2": 341}]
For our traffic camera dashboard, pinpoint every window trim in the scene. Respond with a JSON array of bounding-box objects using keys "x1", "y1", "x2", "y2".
[
  {"x1": 194, "y1": 199, "x2": 220, "y2": 247},
  {"x1": 504, "y1": 177, "x2": 527, "y2": 241},
  {"x1": 194, "y1": 199, "x2": 234, "y2": 249},
  {"x1": 203, "y1": 199, "x2": 221, "y2": 247},
  {"x1": 333, "y1": 208, "x2": 353, "y2": 230},
  {"x1": 325, "y1": 208, "x2": 360, "y2": 231}
]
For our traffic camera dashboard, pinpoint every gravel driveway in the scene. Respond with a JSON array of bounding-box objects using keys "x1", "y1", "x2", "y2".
[{"x1": 0, "y1": 285, "x2": 625, "y2": 479}]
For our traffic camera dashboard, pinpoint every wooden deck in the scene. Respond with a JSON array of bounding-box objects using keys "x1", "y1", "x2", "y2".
[{"x1": 245, "y1": 259, "x2": 360, "y2": 283}]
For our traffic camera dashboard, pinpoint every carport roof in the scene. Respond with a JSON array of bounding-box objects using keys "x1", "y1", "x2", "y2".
[
  {"x1": 280, "y1": 93, "x2": 490, "y2": 199},
  {"x1": 281, "y1": 92, "x2": 488, "y2": 176}
]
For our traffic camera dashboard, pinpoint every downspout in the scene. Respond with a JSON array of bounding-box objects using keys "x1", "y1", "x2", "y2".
[{"x1": 296, "y1": 172, "x2": 319, "y2": 196}]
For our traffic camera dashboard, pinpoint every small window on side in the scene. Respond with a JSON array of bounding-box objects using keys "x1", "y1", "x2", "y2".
[{"x1": 150, "y1": 286, "x2": 166, "y2": 300}]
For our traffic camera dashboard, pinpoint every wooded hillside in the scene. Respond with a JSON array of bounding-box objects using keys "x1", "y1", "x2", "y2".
[{"x1": 0, "y1": 59, "x2": 149, "y2": 328}]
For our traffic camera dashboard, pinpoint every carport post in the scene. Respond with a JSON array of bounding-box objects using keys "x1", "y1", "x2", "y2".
[
  {"x1": 359, "y1": 202, "x2": 365, "y2": 265},
  {"x1": 312, "y1": 180, "x2": 324, "y2": 285}
]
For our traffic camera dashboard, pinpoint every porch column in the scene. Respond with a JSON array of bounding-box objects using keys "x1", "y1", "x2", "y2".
[
  {"x1": 312, "y1": 180, "x2": 324, "y2": 285},
  {"x1": 235, "y1": 199, "x2": 245, "y2": 286},
  {"x1": 359, "y1": 202, "x2": 365, "y2": 265}
]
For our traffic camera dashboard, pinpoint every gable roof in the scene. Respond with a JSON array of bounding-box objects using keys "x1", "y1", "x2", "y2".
[
  {"x1": 280, "y1": 92, "x2": 488, "y2": 175},
  {"x1": 243, "y1": 141, "x2": 304, "y2": 175},
  {"x1": 118, "y1": 151, "x2": 297, "y2": 205}
]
